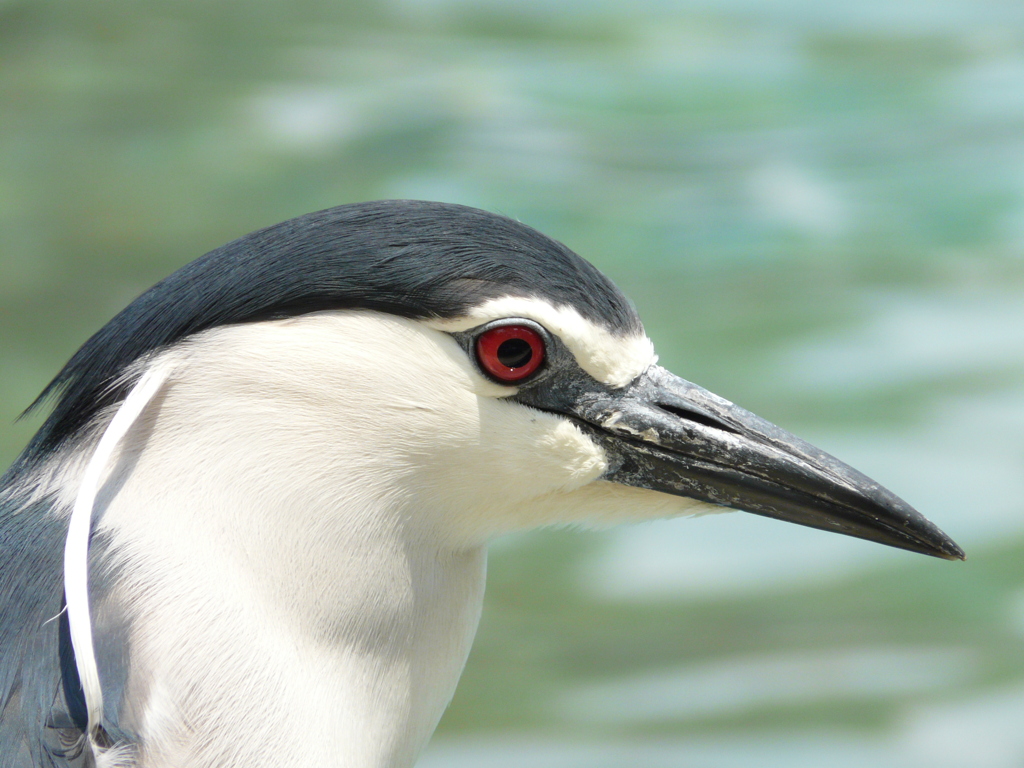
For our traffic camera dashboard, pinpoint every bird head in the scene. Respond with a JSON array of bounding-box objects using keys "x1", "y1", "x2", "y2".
[{"x1": 20, "y1": 200, "x2": 962, "y2": 561}]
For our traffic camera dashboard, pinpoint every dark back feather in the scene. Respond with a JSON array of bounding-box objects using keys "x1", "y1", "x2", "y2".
[{"x1": 0, "y1": 492, "x2": 86, "y2": 767}]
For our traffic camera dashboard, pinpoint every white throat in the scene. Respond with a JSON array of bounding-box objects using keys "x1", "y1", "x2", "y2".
[{"x1": 83, "y1": 314, "x2": 499, "y2": 767}]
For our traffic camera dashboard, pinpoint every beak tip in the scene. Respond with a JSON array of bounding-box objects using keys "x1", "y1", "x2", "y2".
[
  {"x1": 905, "y1": 517, "x2": 965, "y2": 561},
  {"x1": 916, "y1": 525, "x2": 965, "y2": 561},
  {"x1": 939, "y1": 542, "x2": 967, "y2": 562}
]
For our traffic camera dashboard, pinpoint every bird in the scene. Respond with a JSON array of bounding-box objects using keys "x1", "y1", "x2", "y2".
[{"x1": 0, "y1": 199, "x2": 963, "y2": 768}]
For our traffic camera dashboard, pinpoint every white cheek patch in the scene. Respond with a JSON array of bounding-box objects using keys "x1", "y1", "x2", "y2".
[{"x1": 426, "y1": 297, "x2": 656, "y2": 389}]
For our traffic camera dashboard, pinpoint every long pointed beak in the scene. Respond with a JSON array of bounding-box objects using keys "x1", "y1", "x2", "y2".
[{"x1": 566, "y1": 365, "x2": 964, "y2": 560}]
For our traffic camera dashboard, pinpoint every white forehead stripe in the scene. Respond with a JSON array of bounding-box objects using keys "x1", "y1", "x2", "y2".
[{"x1": 427, "y1": 296, "x2": 656, "y2": 388}]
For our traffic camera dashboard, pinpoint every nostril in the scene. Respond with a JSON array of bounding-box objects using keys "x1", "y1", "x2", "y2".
[{"x1": 656, "y1": 402, "x2": 741, "y2": 435}]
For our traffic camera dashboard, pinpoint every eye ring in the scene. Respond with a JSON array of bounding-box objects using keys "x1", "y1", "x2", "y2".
[{"x1": 475, "y1": 324, "x2": 546, "y2": 384}]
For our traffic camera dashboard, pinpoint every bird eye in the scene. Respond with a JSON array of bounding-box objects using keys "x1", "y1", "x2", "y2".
[{"x1": 475, "y1": 324, "x2": 546, "y2": 383}]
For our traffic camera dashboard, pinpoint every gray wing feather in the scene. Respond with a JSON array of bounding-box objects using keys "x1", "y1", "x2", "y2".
[{"x1": 0, "y1": 489, "x2": 127, "y2": 767}]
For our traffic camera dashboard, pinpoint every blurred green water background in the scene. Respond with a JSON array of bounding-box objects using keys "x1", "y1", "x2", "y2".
[{"x1": 3, "y1": 0, "x2": 1024, "y2": 765}]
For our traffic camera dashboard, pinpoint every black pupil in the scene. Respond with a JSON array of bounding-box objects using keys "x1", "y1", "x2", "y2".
[{"x1": 497, "y1": 338, "x2": 533, "y2": 368}]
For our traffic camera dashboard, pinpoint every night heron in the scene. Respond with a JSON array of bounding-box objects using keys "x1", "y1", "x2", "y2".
[{"x1": 0, "y1": 200, "x2": 963, "y2": 767}]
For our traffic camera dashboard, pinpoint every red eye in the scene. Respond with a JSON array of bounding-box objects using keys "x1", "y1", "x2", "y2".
[{"x1": 475, "y1": 325, "x2": 546, "y2": 383}]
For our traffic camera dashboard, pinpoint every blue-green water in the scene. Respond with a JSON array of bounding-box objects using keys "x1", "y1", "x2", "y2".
[{"x1": 2, "y1": 0, "x2": 1024, "y2": 764}]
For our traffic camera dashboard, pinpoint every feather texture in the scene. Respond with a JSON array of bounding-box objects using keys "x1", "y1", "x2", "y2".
[{"x1": 0, "y1": 490, "x2": 90, "y2": 768}]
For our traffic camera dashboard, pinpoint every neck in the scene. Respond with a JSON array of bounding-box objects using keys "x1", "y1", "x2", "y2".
[{"x1": 77, "y1": 356, "x2": 489, "y2": 768}]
